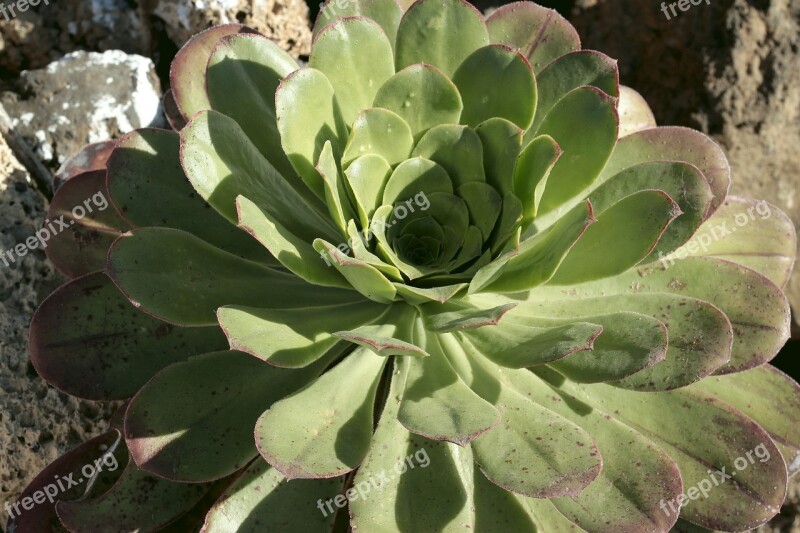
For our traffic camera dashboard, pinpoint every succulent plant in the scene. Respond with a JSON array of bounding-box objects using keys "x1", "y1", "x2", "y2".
[{"x1": 12, "y1": 0, "x2": 799, "y2": 531}]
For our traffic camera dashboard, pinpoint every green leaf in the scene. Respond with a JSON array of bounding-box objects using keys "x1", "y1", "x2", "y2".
[
  {"x1": 29, "y1": 272, "x2": 227, "y2": 400},
  {"x1": 313, "y1": 0, "x2": 403, "y2": 50},
  {"x1": 670, "y1": 196, "x2": 796, "y2": 287},
  {"x1": 236, "y1": 196, "x2": 348, "y2": 288},
  {"x1": 206, "y1": 33, "x2": 298, "y2": 178},
  {"x1": 203, "y1": 460, "x2": 344, "y2": 532},
  {"x1": 452, "y1": 44, "x2": 537, "y2": 129},
  {"x1": 514, "y1": 134, "x2": 562, "y2": 223},
  {"x1": 476, "y1": 200, "x2": 594, "y2": 293},
  {"x1": 530, "y1": 50, "x2": 619, "y2": 135},
  {"x1": 125, "y1": 350, "x2": 332, "y2": 482},
  {"x1": 310, "y1": 17, "x2": 395, "y2": 125},
  {"x1": 423, "y1": 302, "x2": 517, "y2": 332},
  {"x1": 346, "y1": 220, "x2": 404, "y2": 280},
  {"x1": 373, "y1": 64, "x2": 463, "y2": 138},
  {"x1": 44, "y1": 170, "x2": 129, "y2": 278},
  {"x1": 462, "y1": 320, "x2": 601, "y2": 369},
  {"x1": 536, "y1": 86, "x2": 619, "y2": 214},
  {"x1": 344, "y1": 155, "x2": 393, "y2": 229},
  {"x1": 412, "y1": 124, "x2": 485, "y2": 187},
  {"x1": 398, "y1": 336, "x2": 500, "y2": 445},
  {"x1": 447, "y1": 335, "x2": 602, "y2": 498},
  {"x1": 475, "y1": 117, "x2": 523, "y2": 195},
  {"x1": 109, "y1": 128, "x2": 270, "y2": 262},
  {"x1": 585, "y1": 161, "x2": 713, "y2": 259},
  {"x1": 693, "y1": 365, "x2": 800, "y2": 474},
  {"x1": 521, "y1": 293, "x2": 733, "y2": 390},
  {"x1": 170, "y1": 24, "x2": 255, "y2": 118},
  {"x1": 276, "y1": 68, "x2": 349, "y2": 199},
  {"x1": 395, "y1": 0, "x2": 489, "y2": 76},
  {"x1": 333, "y1": 305, "x2": 428, "y2": 357},
  {"x1": 218, "y1": 301, "x2": 380, "y2": 368},
  {"x1": 255, "y1": 348, "x2": 387, "y2": 478},
  {"x1": 486, "y1": 2, "x2": 580, "y2": 71},
  {"x1": 342, "y1": 108, "x2": 414, "y2": 168},
  {"x1": 549, "y1": 190, "x2": 681, "y2": 285},
  {"x1": 555, "y1": 377, "x2": 788, "y2": 532},
  {"x1": 57, "y1": 459, "x2": 212, "y2": 532},
  {"x1": 317, "y1": 141, "x2": 356, "y2": 235},
  {"x1": 511, "y1": 370, "x2": 683, "y2": 532},
  {"x1": 350, "y1": 358, "x2": 475, "y2": 531},
  {"x1": 108, "y1": 227, "x2": 358, "y2": 326},
  {"x1": 314, "y1": 239, "x2": 398, "y2": 303},
  {"x1": 381, "y1": 157, "x2": 453, "y2": 206},
  {"x1": 181, "y1": 110, "x2": 338, "y2": 243},
  {"x1": 393, "y1": 283, "x2": 469, "y2": 305},
  {"x1": 599, "y1": 126, "x2": 731, "y2": 214},
  {"x1": 458, "y1": 182, "x2": 503, "y2": 241}
]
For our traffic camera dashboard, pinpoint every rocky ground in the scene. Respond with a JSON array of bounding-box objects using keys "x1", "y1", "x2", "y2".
[{"x1": 0, "y1": 0, "x2": 797, "y2": 531}]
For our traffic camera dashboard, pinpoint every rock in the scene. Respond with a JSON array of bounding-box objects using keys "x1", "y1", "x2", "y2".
[
  {"x1": 0, "y1": 0, "x2": 149, "y2": 79},
  {"x1": 570, "y1": 0, "x2": 800, "y2": 326},
  {"x1": 147, "y1": 0, "x2": 313, "y2": 57},
  {"x1": 1, "y1": 50, "x2": 163, "y2": 176},
  {"x1": 0, "y1": 133, "x2": 114, "y2": 513}
]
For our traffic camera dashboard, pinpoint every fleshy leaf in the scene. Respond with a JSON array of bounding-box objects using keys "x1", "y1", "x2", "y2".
[
  {"x1": 333, "y1": 305, "x2": 428, "y2": 357},
  {"x1": 447, "y1": 335, "x2": 603, "y2": 498},
  {"x1": 206, "y1": 33, "x2": 298, "y2": 178},
  {"x1": 342, "y1": 108, "x2": 414, "y2": 168},
  {"x1": 255, "y1": 348, "x2": 387, "y2": 479},
  {"x1": 514, "y1": 134, "x2": 562, "y2": 222},
  {"x1": 218, "y1": 302, "x2": 380, "y2": 368},
  {"x1": 373, "y1": 64, "x2": 463, "y2": 138},
  {"x1": 398, "y1": 336, "x2": 500, "y2": 445},
  {"x1": 202, "y1": 460, "x2": 343, "y2": 532},
  {"x1": 452, "y1": 44, "x2": 537, "y2": 129},
  {"x1": 475, "y1": 117, "x2": 523, "y2": 195},
  {"x1": 108, "y1": 227, "x2": 358, "y2": 326},
  {"x1": 395, "y1": 0, "x2": 489, "y2": 76},
  {"x1": 125, "y1": 350, "x2": 332, "y2": 482},
  {"x1": 29, "y1": 272, "x2": 227, "y2": 400},
  {"x1": 412, "y1": 124, "x2": 486, "y2": 186},
  {"x1": 181, "y1": 110, "x2": 338, "y2": 242},
  {"x1": 314, "y1": 239, "x2": 398, "y2": 303},
  {"x1": 423, "y1": 302, "x2": 517, "y2": 332},
  {"x1": 313, "y1": 0, "x2": 403, "y2": 49},
  {"x1": 486, "y1": 2, "x2": 580, "y2": 71},
  {"x1": 618, "y1": 85, "x2": 657, "y2": 137}
]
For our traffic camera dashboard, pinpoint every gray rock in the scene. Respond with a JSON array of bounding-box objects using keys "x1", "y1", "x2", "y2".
[
  {"x1": 571, "y1": 0, "x2": 800, "y2": 330},
  {"x1": 1, "y1": 50, "x2": 163, "y2": 177}
]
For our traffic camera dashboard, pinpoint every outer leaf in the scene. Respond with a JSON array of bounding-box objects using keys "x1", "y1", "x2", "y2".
[
  {"x1": 29, "y1": 272, "x2": 227, "y2": 400},
  {"x1": 202, "y1": 460, "x2": 343, "y2": 532},
  {"x1": 395, "y1": 0, "x2": 489, "y2": 76},
  {"x1": 486, "y1": 2, "x2": 580, "y2": 71},
  {"x1": 125, "y1": 350, "x2": 333, "y2": 482},
  {"x1": 276, "y1": 68, "x2": 349, "y2": 199},
  {"x1": 447, "y1": 335, "x2": 603, "y2": 498},
  {"x1": 452, "y1": 44, "x2": 537, "y2": 129},
  {"x1": 108, "y1": 228, "x2": 358, "y2": 326},
  {"x1": 549, "y1": 190, "x2": 681, "y2": 284},
  {"x1": 57, "y1": 458, "x2": 212, "y2": 532},
  {"x1": 206, "y1": 33, "x2": 298, "y2": 178},
  {"x1": 52, "y1": 140, "x2": 115, "y2": 191},
  {"x1": 170, "y1": 24, "x2": 256, "y2": 118},
  {"x1": 423, "y1": 302, "x2": 517, "y2": 332},
  {"x1": 514, "y1": 134, "x2": 562, "y2": 222},
  {"x1": 373, "y1": 64, "x2": 463, "y2": 138},
  {"x1": 314, "y1": 239, "x2": 398, "y2": 303},
  {"x1": 669, "y1": 196, "x2": 796, "y2": 288},
  {"x1": 310, "y1": 17, "x2": 395, "y2": 124},
  {"x1": 44, "y1": 170, "x2": 129, "y2": 278},
  {"x1": 109, "y1": 128, "x2": 269, "y2": 261},
  {"x1": 398, "y1": 336, "x2": 500, "y2": 445},
  {"x1": 333, "y1": 305, "x2": 428, "y2": 357},
  {"x1": 599, "y1": 126, "x2": 731, "y2": 215},
  {"x1": 218, "y1": 302, "x2": 380, "y2": 368},
  {"x1": 618, "y1": 85, "x2": 656, "y2": 137},
  {"x1": 255, "y1": 348, "x2": 387, "y2": 478}
]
